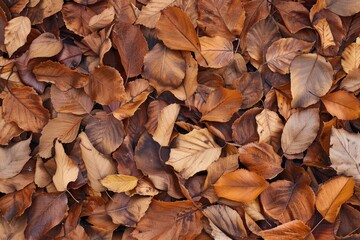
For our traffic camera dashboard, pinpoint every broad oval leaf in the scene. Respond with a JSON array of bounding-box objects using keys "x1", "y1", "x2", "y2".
[
  {"x1": 281, "y1": 108, "x2": 320, "y2": 155},
  {"x1": 3, "y1": 86, "x2": 50, "y2": 133},
  {"x1": 100, "y1": 174, "x2": 138, "y2": 193},
  {"x1": 258, "y1": 220, "x2": 311, "y2": 240},
  {"x1": 341, "y1": 43, "x2": 360, "y2": 74},
  {"x1": 62, "y1": 2, "x2": 95, "y2": 37},
  {"x1": 0, "y1": 109, "x2": 22, "y2": 145},
  {"x1": 321, "y1": 90, "x2": 360, "y2": 120},
  {"x1": 214, "y1": 168, "x2": 269, "y2": 202},
  {"x1": 88, "y1": 6, "x2": 114, "y2": 31},
  {"x1": 340, "y1": 68, "x2": 360, "y2": 92},
  {"x1": 166, "y1": 128, "x2": 222, "y2": 179},
  {"x1": 135, "y1": 0, "x2": 175, "y2": 28},
  {"x1": 330, "y1": 128, "x2": 360, "y2": 184},
  {"x1": 28, "y1": 33, "x2": 63, "y2": 60},
  {"x1": 233, "y1": 72, "x2": 263, "y2": 109},
  {"x1": 316, "y1": 176, "x2": 355, "y2": 223},
  {"x1": 4, "y1": 16, "x2": 31, "y2": 56},
  {"x1": 290, "y1": 53, "x2": 333, "y2": 108},
  {"x1": 313, "y1": 18, "x2": 336, "y2": 50},
  {"x1": 325, "y1": 0, "x2": 360, "y2": 16}
]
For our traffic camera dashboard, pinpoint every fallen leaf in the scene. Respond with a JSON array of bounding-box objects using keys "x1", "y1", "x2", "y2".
[
  {"x1": 325, "y1": 0, "x2": 360, "y2": 16},
  {"x1": 233, "y1": 71, "x2": 263, "y2": 109},
  {"x1": 0, "y1": 108, "x2": 22, "y2": 145},
  {"x1": 341, "y1": 43, "x2": 360, "y2": 73},
  {"x1": 232, "y1": 108, "x2": 262, "y2": 145},
  {"x1": 28, "y1": 32, "x2": 63, "y2": 60},
  {"x1": 290, "y1": 53, "x2": 333, "y2": 108},
  {"x1": 258, "y1": 220, "x2": 312, "y2": 240},
  {"x1": 89, "y1": 6, "x2": 115, "y2": 31},
  {"x1": 4, "y1": 16, "x2": 31, "y2": 56},
  {"x1": 313, "y1": 18, "x2": 336, "y2": 49},
  {"x1": 214, "y1": 169, "x2": 269, "y2": 202},
  {"x1": 316, "y1": 176, "x2": 355, "y2": 223},
  {"x1": 340, "y1": 68, "x2": 360, "y2": 92},
  {"x1": 0, "y1": 215, "x2": 27, "y2": 240},
  {"x1": 166, "y1": 128, "x2": 222, "y2": 179},
  {"x1": 62, "y1": 2, "x2": 96, "y2": 37},
  {"x1": 100, "y1": 174, "x2": 138, "y2": 193},
  {"x1": 321, "y1": 90, "x2": 360, "y2": 120},
  {"x1": 136, "y1": 0, "x2": 175, "y2": 28}
]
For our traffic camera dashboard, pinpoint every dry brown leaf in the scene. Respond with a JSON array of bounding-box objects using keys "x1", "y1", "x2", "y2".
[
  {"x1": 329, "y1": 128, "x2": 360, "y2": 184},
  {"x1": 321, "y1": 90, "x2": 360, "y2": 120},
  {"x1": 281, "y1": 108, "x2": 320, "y2": 154},
  {"x1": 131, "y1": 200, "x2": 203, "y2": 239},
  {"x1": 255, "y1": 109, "x2": 284, "y2": 152},
  {"x1": 100, "y1": 174, "x2": 138, "y2": 193},
  {"x1": 33, "y1": 61, "x2": 89, "y2": 91},
  {"x1": 232, "y1": 108, "x2": 262, "y2": 145},
  {"x1": 290, "y1": 53, "x2": 333, "y2": 108},
  {"x1": 233, "y1": 71, "x2": 263, "y2": 109},
  {"x1": 341, "y1": 43, "x2": 360, "y2": 74},
  {"x1": 340, "y1": 68, "x2": 360, "y2": 92},
  {"x1": 325, "y1": 0, "x2": 360, "y2": 16},
  {"x1": 53, "y1": 141, "x2": 79, "y2": 192},
  {"x1": 79, "y1": 132, "x2": 116, "y2": 192},
  {"x1": 3, "y1": 86, "x2": 50, "y2": 132},
  {"x1": 258, "y1": 220, "x2": 312, "y2": 240},
  {"x1": 136, "y1": 0, "x2": 175, "y2": 28},
  {"x1": 260, "y1": 180, "x2": 315, "y2": 223},
  {"x1": 62, "y1": 2, "x2": 96, "y2": 37},
  {"x1": 214, "y1": 169, "x2": 269, "y2": 202},
  {"x1": 28, "y1": 33, "x2": 63, "y2": 60},
  {"x1": 316, "y1": 176, "x2": 355, "y2": 223},
  {"x1": 152, "y1": 103, "x2": 180, "y2": 146},
  {"x1": 4, "y1": 16, "x2": 31, "y2": 56},
  {"x1": 0, "y1": 215, "x2": 27, "y2": 240},
  {"x1": 200, "y1": 88, "x2": 242, "y2": 122},
  {"x1": 238, "y1": 142, "x2": 283, "y2": 179},
  {"x1": 166, "y1": 128, "x2": 222, "y2": 179},
  {"x1": 89, "y1": 6, "x2": 115, "y2": 31},
  {"x1": 313, "y1": 18, "x2": 336, "y2": 49},
  {"x1": 195, "y1": 36, "x2": 234, "y2": 68},
  {"x1": 0, "y1": 108, "x2": 22, "y2": 145},
  {"x1": 39, "y1": 113, "x2": 83, "y2": 159},
  {"x1": 0, "y1": 138, "x2": 31, "y2": 179}
]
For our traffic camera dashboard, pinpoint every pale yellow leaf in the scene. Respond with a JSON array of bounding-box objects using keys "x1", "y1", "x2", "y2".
[
  {"x1": 4, "y1": 16, "x2": 31, "y2": 57},
  {"x1": 153, "y1": 103, "x2": 180, "y2": 146},
  {"x1": 100, "y1": 174, "x2": 138, "y2": 193}
]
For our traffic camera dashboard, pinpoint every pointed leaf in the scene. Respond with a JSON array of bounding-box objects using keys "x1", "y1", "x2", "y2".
[
  {"x1": 4, "y1": 16, "x2": 31, "y2": 56},
  {"x1": 256, "y1": 109, "x2": 284, "y2": 151},
  {"x1": 313, "y1": 18, "x2": 336, "y2": 50},
  {"x1": 100, "y1": 174, "x2": 138, "y2": 193},
  {"x1": 28, "y1": 33, "x2": 63, "y2": 60},
  {"x1": 321, "y1": 90, "x2": 360, "y2": 120},
  {"x1": 0, "y1": 108, "x2": 22, "y2": 145},
  {"x1": 258, "y1": 220, "x2": 311, "y2": 240},
  {"x1": 136, "y1": 0, "x2": 175, "y2": 28},
  {"x1": 153, "y1": 103, "x2": 180, "y2": 146},
  {"x1": 341, "y1": 43, "x2": 360, "y2": 73}
]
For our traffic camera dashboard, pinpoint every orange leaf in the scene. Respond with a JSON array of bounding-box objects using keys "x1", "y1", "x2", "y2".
[
  {"x1": 321, "y1": 90, "x2": 360, "y2": 120},
  {"x1": 258, "y1": 220, "x2": 312, "y2": 240}
]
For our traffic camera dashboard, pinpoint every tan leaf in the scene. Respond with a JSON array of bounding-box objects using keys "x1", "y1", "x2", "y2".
[
  {"x1": 214, "y1": 169, "x2": 269, "y2": 202},
  {"x1": 85, "y1": 65, "x2": 126, "y2": 105},
  {"x1": 131, "y1": 200, "x2": 203, "y2": 239},
  {"x1": 0, "y1": 108, "x2": 22, "y2": 145},
  {"x1": 62, "y1": 2, "x2": 96, "y2": 37},
  {"x1": 53, "y1": 141, "x2": 79, "y2": 192},
  {"x1": 143, "y1": 43, "x2": 185, "y2": 94},
  {"x1": 3, "y1": 86, "x2": 50, "y2": 132},
  {"x1": 89, "y1": 6, "x2": 115, "y2": 31},
  {"x1": 281, "y1": 108, "x2": 320, "y2": 154},
  {"x1": 0, "y1": 138, "x2": 31, "y2": 179},
  {"x1": 200, "y1": 88, "x2": 242, "y2": 122},
  {"x1": 266, "y1": 38, "x2": 313, "y2": 74},
  {"x1": 33, "y1": 61, "x2": 89, "y2": 91},
  {"x1": 238, "y1": 142, "x2": 283, "y2": 179},
  {"x1": 28, "y1": 33, "x2": 63, "y2": 60},
  {"x1": 316, "y1": 176, "x2": 355, "y2": 223},
  {"x1": 258, "y1": 220, "x2": 311, "y2": 240},
  {"x1": 330, "y1": 128, "x2": 360, "y2": 184},
  {"x1": 232, "y1": 108, "x2": 261, "y2": 145},
  {"x1": 4, "y1": 16, "x2": 31, "y2": 56},
  {"x1": 203, "y1": 205, "x2": 247, "y2": 239},
  {"x1": 260, "y1": 180, "x2": 315, "y2": 223},
  {"x1": 100, "y1": 174, "x2": 138, "y2": 193},
  {"x1": 156, "y1": 7, "x2": 201, "y2": 52},
  {"x1": 166, "y1": 128, "x2": 222, "y2": 179},
  {"x1": 152, "y1": 104, "x2": 180, "y2": 146},
  {"x1": 135, "y1": 0, "x2": 175, "y2": 28},
  {"x1": 233, "y1": 72, "x2": 263, "y2": 109},
  {"x1": 341, "y1": 43, "x2": 360, "y2": 74},
  {"x1": 78, "y1": 132, "x2": 116, "y2": 192},
  {"x1": 50, "y1": 85, "x2": 94, "y2": 115},
  {"x1": 321, "y1": 90, "x2": 360, "y2": 120},
  {"x1": 0, "y1": 215, "x2": 27, "y2": 240},
  {"x1": 290, "y1": 53, "x2": 333, "y2": 108},
  {"x1": 313, "y1": 18, "x2": 336, "y2": 50},
  {"x1": 195, "y1": 36, "x2": 234, "y2": 68},
  {"x1": 256, "y1": 109, "x2": 284, "y2": 151},
  {"x1": 340, "y1": 68, "x2": 360, "y2": 92},
  {"x1": 325, "y1": 0, "x2": 360, "y2": 16}
]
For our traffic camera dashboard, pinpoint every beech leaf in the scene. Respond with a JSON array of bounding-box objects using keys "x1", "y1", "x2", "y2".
[
  {"x1": 4, "y1": 16, "x2": 31, "y2": 56},
  {"x1": 321, "y1": 90, "x2": 360, "y2": 120},
  {"x1": 258, "y1": 220, "x2": 311, "y2": 240},
  {"x1": 136, "y1": 0, "x2": 175, "y2": 28},
  {"x1": 100, "y1": 174, "x2": 138, "y2": 193},
  {"x1": 28, "y1": 33, "x2": 63, "y2": 60}
]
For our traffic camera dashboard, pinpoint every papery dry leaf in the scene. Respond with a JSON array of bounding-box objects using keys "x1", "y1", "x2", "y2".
[
  {"x1": 260, "y1": 180, "x2": 315, "y2": 223},
  {"x1": 316, "y1": 176, "x2": 355, "y2": 223},
  {"x1": 34, "y1": 157, "x2": 53, "y2": 188},
  {"x1": 200, "y1": 88, "x2": 242, "y2": 122},
  {"x1": 166, "y1": 128, "x2": 222, "y2": 179},
  {"x1": 0, "y1": 108, "x2": 22, "y2": 145},
  {"x1": 290, "y1": 53, "x2": 333, "y2": 108},
  {"x1": 214, "y1": 169, "x2": 269, "y2": 202},
  {"x1": 28, "y1": 33, "x2": 63, "y2": 60},
  {"x1": 85, "y1": 65, "x2": 126, "y2": 105},
  {"x1": 232, "y1": 108, "x2": 262, "y2": 145},
  {"x1": 195, "y1": 36, "x2": 234, "y2": 68},
  {"x1": 238, "y1": 142, "x2": 283, "y2": 179},
  {"x1": 266, "y1": 38, "x2": 313, "y2": 74},
  {"x1": 143, "y1": 43, "x2": 185, "y2": 94},
  {"x1": 341, "y1": 43, "x2": 360, "y2": 74},
  {"x1": 27, "y1": 0, "x2": 63, "y2": 24},
  {"x1": 153, "y1": 103, "x2": 180, "y2": 146},
  {"x1": 340, "y1": 68, "x2": 360, "y2": 92},
  {"x1": 0, "y1": 164, "x2": 34, "y2": 194},
  {"x1": 33, "y1": 61, "x2": 89, "y2": 91},
  {"x1": 0, "y1": 215, "x2": 27, "y2": 240},
  {"x1": 258, "y1": 220, "x2": 311, "y2": 240},
  {"x1": 85, "y1": 111, "x2": 125, "y2": 155},
  {"x1": 79, "y1": 132, "x2": 116, "y2": 192},
  {"x1": 25, "y1": 192, "x2": 68, "y2": 239},
  {"x1": 203, "y1": 205, "x2": 247, "y2": 239},
  {"x1": 131, "y1": 200, "x2": 203, "y2": 239},
  {"x1": 233, "y1": 71, "x2": 263, "y2": 109},
  {"x1": 3, "y1": 86, "x2": 49, "y2": 133},
  {"x1": 4, "y1": 16, "x2": 31, "y2": 56},
  {"x1": 156, "y1": 7, "x2": 201, "y2": 52},
  {"x1": 313, "y1": 18, "x2": 336, "y2": 49},
  {"x1": 62, "y1": 2, "x2": 96, "y2": 37},
  {"x1": 39, "y1": 113, "x2": 82, "y2": 159},
  {"x1": 89, "y1": 6, "x2": 115, "y2": 31},
  {"x1": 325, "y1": 0, "x2": 360, "y2": 16},
  {"x1": 255, "y1": 109, "x2": 284, "y2": 152},
  {"x1": 106, "y1": 193, "x2": 151, "y2": 227},
  {"x1": 100, "y1": 174, "x2": 138, "y2": 193},
  {"x1": 53, "y1": 141, "x2": 79, "y2": 192},
  {"x1": 136, "y1": 0, "x2": 175, "y2": 28},
  {"x1": 197, "y1": 0, "x2": 245, "y2": 39},
  {"x1": 330, "y1": 128, "x2": 360, "y2": 184},
  {"x1": 281, "y1": 108, "x2": 320, "y2": 155},
  {"x1": 321, "y1": 90, "x2": 360, "y2": 120}
]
